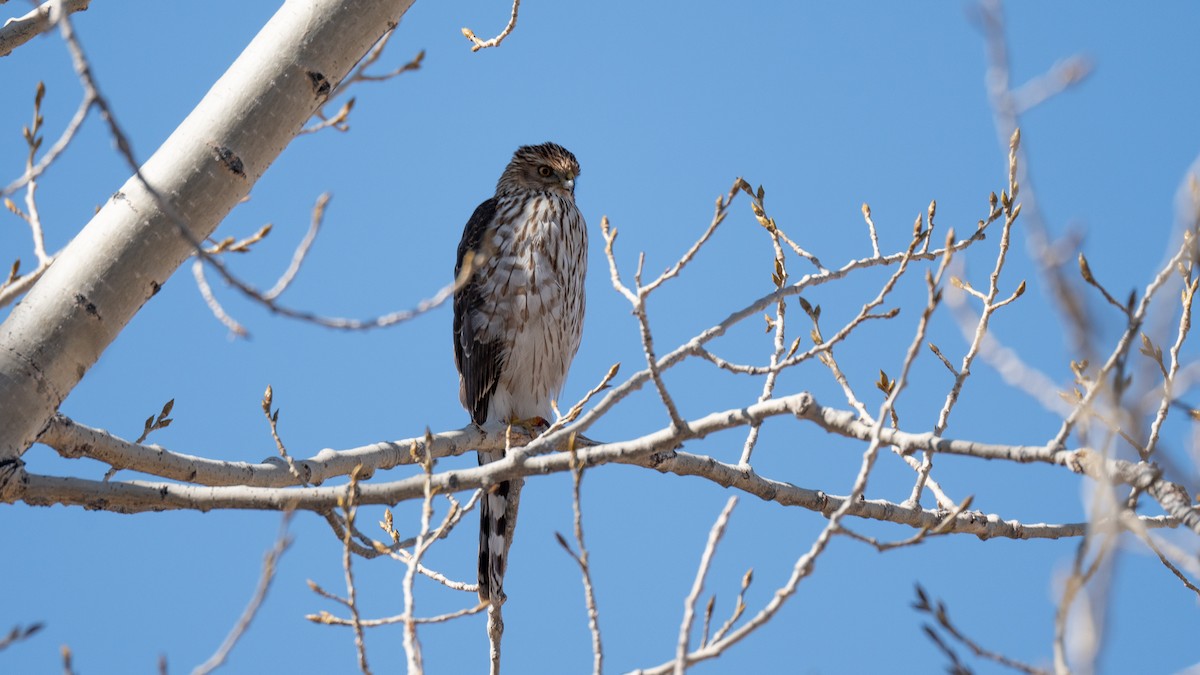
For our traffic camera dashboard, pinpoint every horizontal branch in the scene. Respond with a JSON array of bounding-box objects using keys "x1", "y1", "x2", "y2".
[
  {"x1": 15, "y1": 397, "x2": 804, "y2": 512},
  {"x1": 10, "y1": 394, "x2": 1195, "y2": 540},
  {"x1": 633, "y1": 448, "x2": 1171, "y2": 540},
  {"x1": 39, "y1": 414, "x2": 503, "y2": 487},
  {"x1": 798, "y1": 398, "x2": 1199, "y2": 534}
]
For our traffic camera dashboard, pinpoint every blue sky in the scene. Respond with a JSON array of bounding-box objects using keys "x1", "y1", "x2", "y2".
[{"x1": 3, "y1": 1, "x2": 1200, "y2": 673}]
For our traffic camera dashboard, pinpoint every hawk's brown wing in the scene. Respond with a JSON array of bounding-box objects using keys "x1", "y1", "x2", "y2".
[{"x1": 453, "y1": 197, "x2": 505, "y2": 426}]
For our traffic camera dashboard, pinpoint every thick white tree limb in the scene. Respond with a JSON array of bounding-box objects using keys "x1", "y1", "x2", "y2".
[{"x1": 0, "y1": 0, "x2": 416, "y2": 464}]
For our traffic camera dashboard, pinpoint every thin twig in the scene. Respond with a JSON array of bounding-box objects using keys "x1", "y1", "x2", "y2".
[
  {"x1": 1052, "y1": 528, "x2": 1117, "y2": 675},
  {"x1": 1010, "y1": 55, "x2": 1092, "y2": 114},
  {"x1": 302, "y1": 29, "x2": 424, "y2": 134},
  {"x1": 641, "y1": 181, "x2": 739, "y2": 294},
  {"x1": 340, "y1": 467, "x2": 371, "y2": 674},
  {"x1": 861, "y1": 203, "x2": 882, "y2": 258},
  {"x1": 910, "y1": 130, "x2": 1023, "y2": 506},
  {"x1": 739, "y1": 182, "x2": 790, "y2": 466},
  {"x1": 196, "y1": 235, "x2": 476, "y2": 333},
  {"x1": 321, "y1": 498, "x2": 480, "y2": 592},
  {"x1": 262, "y1": 385, "x2": 307, "y2": 485},
  {"x1": 979, "y1": 0, "x2": 1096, "y2": 361},
  {"x1": 61, "y1": 644, "x2": 76, "y2": 675},
  {"x1": 309, "y1": 603, "x2": 487, "y2": 628},
  {"x1": 461, "y1": 0, "x2": 520, "y2": 52},
  {"x1": 401, "y1": 441, "x2": 437, "y2": 674},
  {"x1": 673, "y1": 496, "x2": 737, "y2": 675},
  {"x1": 264, "y1": 193, "x2": 329, "y2": 300},
  {"x1": 1050, "y1": 224, "x2": 1199, "y2": 450},
  {"x1": 192, "y1": 512, "x2": 294, "y2": 675},
  {"x1": 0, "y1": 623, "x2": 44, "y2": 652},
  {"x1": 0, "y1": 82, "x2": 62, "y2": 308},
  {"x1": 1142, "y1": 273, "x2": 1198, "y2": 458},
  {"x1": 914, "y1": 584, "x2": 1049, "y2": 675},
  {"x1": 708, "y1": 569, "x2": 752, "y2": 645},
  {"x1": 192, "y1": 260, "x2": 248, "y2": 337},
  {"x1": 1122, "y1": 512, "x2": 1200, "y2": 599},
  {"x1": 546, "y1": 362, "x2": 621, "y2": 435},
  {"x1": 555, "y1": 438, "x2": 604, "y2": 675},
  {"x1": 601, "y1": 216, "x2": 685, "y2": 428}
]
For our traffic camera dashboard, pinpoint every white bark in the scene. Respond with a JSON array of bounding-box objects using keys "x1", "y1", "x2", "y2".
[
  {"x1": 0, "y1": 0, "x2": 415, "y2": 462},
  {"x1": 0, "y1": 0, "x2": 91, "y2": 58},
  {"x1": 17, "y1": 393, "x2": 1190, "y2": 542}
]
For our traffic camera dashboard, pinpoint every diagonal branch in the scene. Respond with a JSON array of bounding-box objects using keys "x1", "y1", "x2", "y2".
[
  {"x1": 0, "y1": 0, "x2": 90, "y2": 58},
  {"x1": 192, "y1": 513, "x2": 294, "y2": 675}
]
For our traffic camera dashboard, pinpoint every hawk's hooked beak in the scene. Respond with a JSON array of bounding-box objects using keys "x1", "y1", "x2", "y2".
[{"x1": 563, "y1": 174, "x2": 576, "y2": 193}]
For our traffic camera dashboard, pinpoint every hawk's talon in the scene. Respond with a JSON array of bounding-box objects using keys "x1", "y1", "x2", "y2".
[{"x1": 506, "y1": 416, "x2": 550, "y2": 434}]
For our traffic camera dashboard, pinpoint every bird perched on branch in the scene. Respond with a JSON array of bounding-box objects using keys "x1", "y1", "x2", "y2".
[{"x1": 452, "y1": 142, "x2": 587, "y2": 605}]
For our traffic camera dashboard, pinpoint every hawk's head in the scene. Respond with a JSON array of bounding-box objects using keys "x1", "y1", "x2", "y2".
[{"x1": 496, "y1": 142, "x2": 581, "y2": 198}]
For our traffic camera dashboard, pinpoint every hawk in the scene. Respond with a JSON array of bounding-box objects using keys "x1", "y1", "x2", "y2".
[{"x1": 453, "y1": 142, "x2": 587, "y2": 605}]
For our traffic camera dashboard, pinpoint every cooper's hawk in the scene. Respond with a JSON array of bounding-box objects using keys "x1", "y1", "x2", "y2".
[{"x1": 453, "y1": 142, "x2": 587, "y2": 605}]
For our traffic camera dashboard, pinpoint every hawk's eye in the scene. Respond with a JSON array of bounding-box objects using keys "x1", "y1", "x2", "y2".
[{"x1": 537, "y1": 166, "x2": 553, "y2": 178}]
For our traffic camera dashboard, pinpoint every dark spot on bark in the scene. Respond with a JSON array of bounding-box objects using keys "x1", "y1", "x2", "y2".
[
  {"x1": 159, "y1": 485, "x2": 169, "y2": 498},
  {"x1": 74, "y1": 293, "x2": 100, "y2": 319},
  {"x1": 0, "y1": 456, "x2": 25, "y2": 476},
  {"x1": 150, "y1": 280, "x2": 161, "y2": 296},
  {"x1": 112, "y1": 190, "x2": 126, "y2": 202},
  {"x1": 648, "y1": 449, "x2": 676, "y2": 467},
  {"x1": 212, "y1": 145, "x2": 245, "y2": 177},
  {"x1": 307, "y1": 70, "x2": 331, "y2": 99},
  {"x1": 816, "y1": 491, "x2": 829, "y2": 511}
]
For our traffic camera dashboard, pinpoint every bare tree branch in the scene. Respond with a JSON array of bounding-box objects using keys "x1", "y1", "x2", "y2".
[
  {"x1": 914, "y1": 584, "x2": 1050, "y2": 675},
  {"x1": 23, "y1": 394, "x2": 1190, "y2": 547},
  {"x1": 674, "y1": 496, "x2": 737, "y2": 675},
  {"x1": 0, "y1": 0, "x2": 90, "y2": 58},
  {"x1": 0, "y1": 622, "x2": 44, "y2": 652},
  {"x1": 555, "y1": 441, "x2": 604, "y2": 675},
  {"x1": 192, "y1": 513, "x2": 293, "y2": 675},
  {"x1": 461, "y1": 0, "x2": 520, "y2": 52}
]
